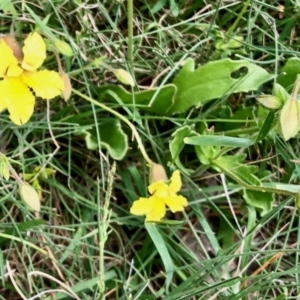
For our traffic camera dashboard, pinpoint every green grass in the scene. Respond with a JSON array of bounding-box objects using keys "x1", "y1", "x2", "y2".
[{"x1": 1, "y1": 0, "x2": 300, "y2": 299}]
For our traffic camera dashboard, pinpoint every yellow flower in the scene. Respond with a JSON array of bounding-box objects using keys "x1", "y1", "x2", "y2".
[
  {"x1": 0, "y1": 32, "x2": 64, "y2": 125},
  {"x1": 130, "y1": 170, "x2": 188, "y2": 222}
]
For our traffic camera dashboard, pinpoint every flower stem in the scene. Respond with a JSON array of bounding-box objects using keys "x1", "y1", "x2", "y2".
[
  {"x1": 127, "y1": 0, "x2": 134, "y2": 67},
  {"x1": 71, "y1": 88, "x2": 154, "y2": 165}
]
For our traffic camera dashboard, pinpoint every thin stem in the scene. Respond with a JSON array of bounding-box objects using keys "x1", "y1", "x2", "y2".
[
  {"x1": 225, "y1": 0, "x2": 250, "y2": 41},
  {"x1": 127, "y1": 0, "x2": 134, "y2": 67},
  {"x1": 211, "y1": 0, "x2": 250, "y2": 60},
  {"x1": 71, "y1": 88, "x2": 154, "y2": 166}
]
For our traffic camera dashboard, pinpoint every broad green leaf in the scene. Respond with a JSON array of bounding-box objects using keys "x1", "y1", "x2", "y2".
[
  {"x1": 184, "y1": 135, "x2": 254, "y2": 147},
  {"x1": 277, "y1": 57, "x2": 300, "y2": 90},
  {"x1": 97, "y1": 84, "x2": 176, "y2": 115},
  {"x1": 243, "y1": 189, "x2": 274, "y2": 216},
  {"x1": 213, "y1": 154, "x2": 260, "y2": 186},
  {"x1": 216, "y1": 105, "x2": 255, "y2": 132},
  {"x1": 169, "y1": 125, "x2": 195, "y2": 174},
  {"x1": 170, "y1": 58, "x2": 273, "y2": 113},
  {"x1": 74, "y1": 121, "x2": 128, "y2": 160},
  {"x1": 145, "y1": 223, "x2": 173, "y2": 292}
]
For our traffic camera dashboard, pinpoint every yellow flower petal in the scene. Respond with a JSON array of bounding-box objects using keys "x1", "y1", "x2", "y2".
[
  {"x1": 0, "y1": 39, "x2": 19, "y2": 77},
  {"x1": 0, "y1": 81, "x2": 8, "y2": 112},
  {"x1": 130, "y1": 196, "x2": 166, "y2": 222},
  {"x1": 169, "y1": 170, "x2": 182, "y2": 193},
  {"x1": 21, "y1": 70, "x2": 64, "y2": 100},
  {"x1": 21, "y1": 32, "x2": 46, "y2": 71},
  {"x1": 148, "y1": 181, "x2": 166, "y2": 195},
  {"x1": 164, "y1": 195, "x2": 188, "y2": 213},
  {"x1": 4, "y1": 78, "x2": 35, "y2": 125},
  {"x1": 130, "y1": 197, "x2": 153, "y2": 216},
  {"x1": 6, "y1": 64, "x2": 23, "y2": 77}
]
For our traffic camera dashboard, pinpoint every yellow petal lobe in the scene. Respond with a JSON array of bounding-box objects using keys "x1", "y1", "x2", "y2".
[
  {"x1": 4, "y1": 78, "x2": 35, "y2": 125},
  {"x1": 148, "y1": 181, "x2": 166, "y2": 195},
  {"x1": 164, "y1": 195, "x2": 188, "y2": 213},
  {"x1": 0, "y1": 81, "x2": 8, "y2": 111},
  {"x1": 169, "y1": 170, "x2": 182, "y2": 193},
  {"x1": 22, "y1": 70, "x2": 64, "y2": 100},
  {"x1": 130, "y1": 197, "x2": 166, "y2": 222},
  {"x1": 6, "y1": 64, "x2": 23, "y2": 77},
  {"x1": 21, "y1": 32, "x2": 46, "y2": 71},
  {"x1": 0, "y1": 39, "x2": 19, "y2": 77}
]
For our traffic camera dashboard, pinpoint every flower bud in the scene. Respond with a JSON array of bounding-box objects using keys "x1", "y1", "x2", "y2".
[
  {"x1": 114, "y1": 69, "x2": 135, "y2": 87},
  {"x1": 53, "y1": 39, "x2": 73, "y2": 57},
  {"x1": 19, "y1": 183, "x2": 40, "y2": 212},
  {"x1": 257, "y1": 95, "x2": 282, "y2": 110},
  {"x1": 149, "y1": 163, "x2": 167, "y2": 184},
  {"x1": 272, "y1": 83, "x2": 289, "y2": 104},
  {"x1": 60, "y1": 71, "x2": 72, "y2": 101},
  {"x1": 280, "y1": 99, "x2": 300, "y2": 141}
]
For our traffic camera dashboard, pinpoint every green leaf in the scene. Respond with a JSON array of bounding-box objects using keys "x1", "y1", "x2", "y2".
[
  {"x1": 262, "y1": 182, "x2": 300, "y2": 193},
  {"x1": 213, "y1": 155, "x2": 260, "y2": 186},
  {"x1": 74, "y1": 121, "x2": 128, "y2": 160},
  {"x1": 170, "y1": 58, "x2": 273, "y2": 113},
  {"x1": 97, "y1": 85, "x2": 176, "y2": 115},
  {"x1": 151, "y1": 0, "x2": 168, "y2": 13},
  {"x1": 255, "y1": 111, "x2": 275, "y2": 142},
  {"x1": 243, "y1": 189, "x2": 274, "y2": 216},
  {"x1": 0, "y1": 0, "x2": 17, "y2": 18},
  {"x1": 169, "y1": 125, "x2": 194, "y2": 174},
  {"x1": 169, "y1": 0, "x2": 179, "y2": 16},
  {"x1": 277, "y1": 57, "x2": 300, "y2": 90},
  {"x1": 272, "y1": 83, "x2": 289, "y2": 103},
  {"x1": 145, "y1": 223, "x2": 173, "y2": 292},
  {"x1": 184, "y1": 135, "x2": 254, "y2": 147},
  {"x1": 195, "y1": 143, "x2": 219, "y2": 165}
]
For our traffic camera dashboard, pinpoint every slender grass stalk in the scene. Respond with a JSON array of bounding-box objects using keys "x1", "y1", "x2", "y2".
[
  {"x1": 98, "y1": 163, "x2": 115, "y2": 300},
  {"x1": 127, "y1": 0, "x2": 134, "y2": 67}
]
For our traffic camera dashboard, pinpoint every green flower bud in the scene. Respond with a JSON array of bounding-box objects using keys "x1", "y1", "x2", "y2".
[
  {"x1": 114, "y1": 69, "x2": 135, "y2": 87},
  {"x1": 19, "y1": 183, "x2": 40, "y2": 212},
  {"x1": 53, "y1": 39, "x2": 73, "y2": 57},
  {"x1": 280, "y1": 99, "x2": 300, "y2": 141},
  {"x1": 60, "y1": 71, "x2": 72, "y2": 101},
  {"x1": 257, "y1": 95, "x2": 282, "y2": 109}
]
